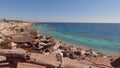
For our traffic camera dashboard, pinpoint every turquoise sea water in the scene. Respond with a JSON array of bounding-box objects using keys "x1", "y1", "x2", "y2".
[{"x1": 33, "y1": 23, "x2": 120, "y2": 56}]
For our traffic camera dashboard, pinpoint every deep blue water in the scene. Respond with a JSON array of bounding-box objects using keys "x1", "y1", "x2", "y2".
[{"x1": 33, "y1": 23, "x2": 120, "y2": 56}]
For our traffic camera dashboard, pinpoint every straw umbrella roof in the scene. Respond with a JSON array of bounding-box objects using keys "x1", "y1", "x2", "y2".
[{"x1": 11, "y1": 36, "x2": 33, "y2": 43}]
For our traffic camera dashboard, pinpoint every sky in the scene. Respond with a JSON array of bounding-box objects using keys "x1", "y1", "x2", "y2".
[{"x1": 0, "y1": 0, "x2": 120, "y2": 22}]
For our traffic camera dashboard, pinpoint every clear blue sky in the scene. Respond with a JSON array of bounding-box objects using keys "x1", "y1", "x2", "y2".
[{"x1": 0, "y1": 0, "x2": 120, "y2": 22}]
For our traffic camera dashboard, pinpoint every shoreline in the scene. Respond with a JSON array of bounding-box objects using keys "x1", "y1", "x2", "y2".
[
  {"x1": 41, "y1": 32, "x2": 118, "y2": 56},
  {"x1": 33, "y1": 24, "x2": 118, "y2": 56},
  {"x1": 54, "y1": 38, "x2": 118, "y2": 56}
]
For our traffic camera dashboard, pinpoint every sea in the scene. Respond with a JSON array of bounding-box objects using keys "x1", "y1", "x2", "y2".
[{"x1": 33, "y1": 23, "x2": 120, "y2": 56}]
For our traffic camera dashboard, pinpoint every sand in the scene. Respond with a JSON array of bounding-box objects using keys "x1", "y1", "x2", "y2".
[{"x1": 0, "y1": 53, "x2": 101, "y2": 68}]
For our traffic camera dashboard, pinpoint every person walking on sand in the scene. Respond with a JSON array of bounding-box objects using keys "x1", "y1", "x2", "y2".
[{"x1": 56, "y1": 49, "x2": 64, "y2": 67}]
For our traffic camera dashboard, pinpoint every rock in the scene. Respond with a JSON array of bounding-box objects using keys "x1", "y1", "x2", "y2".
[{"x1": 46, "y1": 35, "x2": 52, "y2": 39}]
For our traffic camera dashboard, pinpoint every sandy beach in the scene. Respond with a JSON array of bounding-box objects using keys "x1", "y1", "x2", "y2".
[{"x1": 0, "y1": 52, "x2": 117, "y2": 68}]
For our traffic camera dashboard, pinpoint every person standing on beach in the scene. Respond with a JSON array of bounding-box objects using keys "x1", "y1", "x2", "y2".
[{"x1": 56, "y1": 49, "x2": 64, "y2": 67}]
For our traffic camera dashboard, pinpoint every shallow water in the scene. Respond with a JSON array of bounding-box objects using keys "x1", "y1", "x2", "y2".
[{"x1": 33, "y1": 23, "x2": 120, "y2": 56}]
